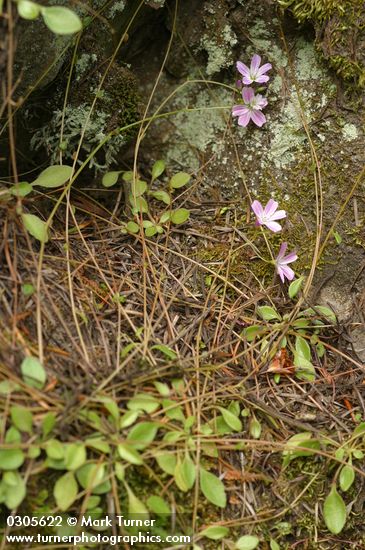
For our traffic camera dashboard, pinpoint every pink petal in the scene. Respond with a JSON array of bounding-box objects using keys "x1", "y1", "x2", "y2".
[
  {"x1": 277, "y1": 266, "x2": 285, "y2": 283},
  {"x1": 236, "y1": 61, "x2": 250, "y2": 77},
  {"x1": 281, "y1": 252, "x2": 298, "y2": 265},
  {"x1": 242, "y1": 76, "x2": 253, "y2": 85},
  {"x1": 257, "y1": 63, "x2": 272, "y2": 75},
  {"x1": 280, "y1": 265, "x2": 295, "y2": 281},
  {"x1": 242, "y1": 87, "x2": 254, "y2": 103},
  {"x1": 256, "y1": 74, "x2": 270, "y2": 83},
  {"x1": 256, "y1": 95, "x2": 268, "y2": 109},
  {"x1": 250, "y1": 54, "x2": 261, "y2": 73},
  {"x1": 250, "y1": 110, "x2": 266, "y2": 127},
  {"x1": 270, "y1": 209, "x2": 286, "y2": 221},
  {"x1": 251, "y1": 200, "x2": 264, "y2": 218},
  {"x1": 277, "y1": 242, "x2": 288, "y2": 260},
  {"x1": 232, "y1": 105, "x2": 249, "y2": 117},
  {"x1": 238, "y1": 111, "x2": 251, "y2": 127},
  {"x1": 264, "y1": 221, "x2": 282, "y2": 232},
  {"x1": 264, "y1": 199, "x2": 278, "y2": 217}
]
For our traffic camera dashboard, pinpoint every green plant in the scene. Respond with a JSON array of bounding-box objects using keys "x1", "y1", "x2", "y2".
[
  {"x1": 243, "y1": 277, "x2": 337, "y2": 382},
  {"x1": 103, "y1": 161, "x2": 192, "y2": 237},
  {"x1": 13, "y1": 0, "x2": 82, "y2": 35}
]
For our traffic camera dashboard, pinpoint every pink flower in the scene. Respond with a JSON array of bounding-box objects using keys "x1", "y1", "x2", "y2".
[
  {"x1": 232, "y1": 87, "x2": 268, "y2": 127},
  {"x1": 275, "y1": 243, "x2": 298, "y2": 283},
  {"x1": 251, "y1": 199, "x2": 286, "y2": 232},
  {"x1": 237, "y1": 55, "x2": 272, "y2": 85}
]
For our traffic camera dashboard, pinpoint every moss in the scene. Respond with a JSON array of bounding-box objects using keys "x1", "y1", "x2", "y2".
[
  {"x1": 31, "y1": 64, "x2": 141, "y2": 172},
  {"x1": 279, "y1": 0, "x2": 365, "y2": 87}
]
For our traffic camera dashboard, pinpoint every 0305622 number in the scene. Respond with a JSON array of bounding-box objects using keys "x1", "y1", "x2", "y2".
[{"x1": 7, "y1": 515, "x2": 63, "y2": 527}]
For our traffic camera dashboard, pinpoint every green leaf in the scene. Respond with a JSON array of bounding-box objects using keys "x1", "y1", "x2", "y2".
[
  {"x1": 146, "y1": 495, "x2": 170, "y2": 515},
  {"x1": 3, "y1": 473, "x2": 26, "y2": 509},
  {"x1": 243, "y1": 325, "x2": 264, "y2": 342},
  {"x1": 76, "y1": 463, "x2": 108, "y2": 493},
  {"x1": 21, "y1": 213, "x2": 49, "y2": 243},
  {"x1": 131, "y1": 180, "x2": 147, "y2": 197},
  {"x1": 145, "y1": 226, "x2": 157, "y2": 237},
  {"x1": 10, "y1": 182, "x2": 33, "y2": 197},
  {"x1": 32, "y1": 165, "x2": 73, "y2": 188},
  {"x1": 333, "y1": 231, "x2": 342, "y2": 244},
  {"x1": 151, "y1": 344, "x2": 177, "y2": 360},
  {"x1": 282, "y1": 432, "x2": 320, "y2": 466},
  {"x1": 170, "y1": 172, "x2": 191, "y2": 189},
  {"x1": 21, "y1": 283, "x2": 35, "y2": 296},
  {"x1": 129, "y1": 194, "x2": 149, "y2": 214},
  {"x1": 127, "y1": 485, "x2": 149, "y2": 518},
  {"x1": 162, "y1": 399, "x2": 185, "y2": 422},
  {"x1": 199, "y1": 468, "x2": 226, "y2": 508},
  {"x1": 339, "y1": 464, "x2": 355, "y2": 492},
  {"x1": 295, "y1": 335, "x2": 311, "y2": 361},
  {"x1": 170, "y1": 208, "x2": 190, "y2": 225},
  {"x1": 21, "y1": 356, "x2": 47, "y2": 389},
  {"x1": 249, "y1": 418, "x2": 262, "y2": 439},
  {"x1": 126, "y1": 221, "x2": 140, "y2": 234},
  {"x1": 127, "y1": 422, "x2": 158, "y2": 450},
  {"x1": 5, "y1": 427, "x2": 21, "y2": 444},
  {"x1": 120, "y1": 410, "x2": 139, "y2": 429},
  {"x1": 99, "y1": 396, "x2": 119, "y2": 422},
  {"x1": 323, "y1": 485, "x2": 346, "y2": 534},
  {"x1": 288, "y1": 276, "x2": 304, "y2": 299},
  {"x1": 156, "y1": 453, "x2": 176, "y2": 475},
  {"x1": 294, "y1": 353, "x2": 315, "y2": 382},
  {"x1": 85, "y1": 437, "x2": 110, "y2": 454},
  {"x1": 152, "y1": 160, "x2": 166, "y2": 181},
  {"x1": 235, "y1": 535, "x2": 260, "y2": 549},
  {"x1": 45, "y1": 439, "x2": 64, "y2": 460},
  {"x1": 0, "y1": 381, "x2": 19, "y2": 395},
  {"x1": 42, "y1": 413, "x2": 56, "y2": 437},
  {"x1": 64, "y1": 444, "x2": 86, "y2": 471},
  {"x1": 217, "y1": 407, "x2": 242, "y2": 432},
  {"x1": 270, "y1": 540, "x2": 281, "y2": 550},
  {"x1": 200, "y1": 525, "x2": 229, "y2": 540},
  {"x1": 302, "y1": 306, "x2": 337, "y2": 324},
  {"x1": 153, "y1": 381, "x2": 170, "y2": 396},
  {"x1": 0, "y1": 449, "x2": 25, "y2": 470},
  {"x1": 117, "y1": 444, "x2": 143, "y2": 465},
  {"x1": 257, "y1": 306, "x2": 281, "y2": 321},
  {"x1": 159, "y1": 212, "x2": 171, "y2": 224},
  {"x1": 17, "y1": 0, "x2": 40, "y2": 20},
  {"x1": 41, "y1": 6, "x2": 82, "y2": 35},
  {"x1": 122, "y1": 171, "x2": 133, "y2": 182},
  {"x1": 174, "y1": 455, "x2": 196, "y2": 492},
  {"x1": 151, "y1": 190, "x2": 171, "y2": 205},
  {"x1": 127, "y1": 393, "x2": 160, "y2": 414},
  {"x1": 102, "y1": 171, "x2": 120, "y2": 187},
  {"x1": 54, "y1": 472, "x2": 78, "y2": 511},
  {"x1": 10, "y1": 406, "x2": 33, "y2": 433}
]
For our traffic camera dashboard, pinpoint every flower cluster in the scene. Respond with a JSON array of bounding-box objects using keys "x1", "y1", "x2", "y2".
[
  {"x1": 251, "y1": 199, "x2": 297, "y2": 283},
  {"x1": 232, "y1": 54, "x2": 271, "y2": 128}
]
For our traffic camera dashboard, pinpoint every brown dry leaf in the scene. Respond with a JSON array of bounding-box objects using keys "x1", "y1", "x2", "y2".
[{"x1": 267, "y1": 348, "x2": 295, "y2": 375}]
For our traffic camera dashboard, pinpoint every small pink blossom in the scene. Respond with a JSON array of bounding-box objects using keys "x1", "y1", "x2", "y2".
[
  {"x1": 232, "y1": 87, "x2": 268, "y2": 127},
  {"x1": 251, "y1": 199, "x2": 286, "y2": 232},
  {"x1": 275, "y1": 242, "x2": 298, "y2": 283},
  {"x1": 237, "y1": 54, "x2": 272, "y2": 85}
]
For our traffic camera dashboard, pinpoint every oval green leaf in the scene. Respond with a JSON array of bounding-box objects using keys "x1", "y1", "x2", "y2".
[
  {"x1": 21, "y1": 213, "x2": 49, "y2": 243},
  {"x1": 339, "y1": 464, "x2": 355, "y2": 492},
  {"x1": 170, "y1": 208, "x2": 190, "y2": 225},
  {"x1": 218, "y1": 407, "x2": 242, "y2": 432},
  {"x1": 54, "y1": 472, "x2": 78, "y2": 511},
  {"x1": 21, "y1": 356, "x2": 47, "y2": 389},
  {"x1": 235, "y1": 535, "x2": 260, "y2": 549},
  {"x1": 199, "y1": 468, "x2": 226, "y2": 508},
  {"x1": 152, "y1": 160, "x2": 166, "y2": 181},
  {"x1": 32, "y1": 165, "x2": 73, "y2": 188},
  {"x1": 170, "y1": 172, "x2": 191, "y2": 189},
  {"x1": 200, "y1": 525, "x2": 229, "y2": 540},
  {"x1": 41, "y1": 6, "x2": 82, "y2": 35},
  {"x1": 323, "y1": 485, "x2": 347, "y2": 534},
  {"x1": 102, "y1": 171, "x2": 120, "y2": 188},
  {"x1": 17, "y1": 0, "x2": 40, "y2": 20}
]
